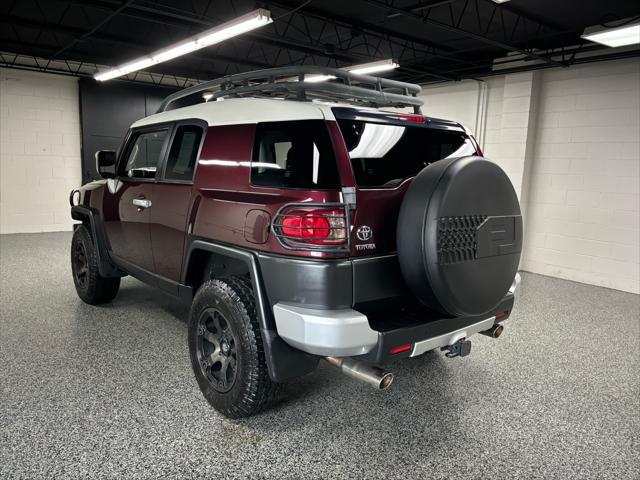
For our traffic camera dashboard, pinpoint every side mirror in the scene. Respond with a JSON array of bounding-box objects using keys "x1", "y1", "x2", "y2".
[{"x1": 95, "y1": 150, "x2": 116, "y2": 179}]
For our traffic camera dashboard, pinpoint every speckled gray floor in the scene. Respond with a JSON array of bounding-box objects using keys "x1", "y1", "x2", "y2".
[{"x1": 1, "y1": 232, "x2": 638, "y2": 479}]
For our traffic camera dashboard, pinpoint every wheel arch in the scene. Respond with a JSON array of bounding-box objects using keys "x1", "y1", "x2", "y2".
[
  {"x1": 183, "y1": 240, "x2": 277, "y2": 331},
  {"x1": 183, "y1": 240, "x2": 320, "y2": 382}
]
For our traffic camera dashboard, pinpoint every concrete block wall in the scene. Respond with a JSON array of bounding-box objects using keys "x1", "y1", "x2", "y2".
[
  {"x1": 520, "y1": 60, "x2": 639, "y2": 294},
  {"x1": 0, "y1": 68, "x2": 82, "y2": 233}
]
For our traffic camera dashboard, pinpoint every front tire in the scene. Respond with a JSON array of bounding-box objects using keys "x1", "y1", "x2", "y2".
[
  {"x1": 71, "y1": 225, "x2": 120, "y2": 304},
  {"x1": 188, "y1": 276, "x2": 280, "y2": 418}
]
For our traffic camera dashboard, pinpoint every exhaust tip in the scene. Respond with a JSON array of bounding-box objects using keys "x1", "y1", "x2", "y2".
[
  {"x1": 493, "y1": 324, "x2": 504, "y2": 338},
  {"x1": 481, "y1": 323, "x2": 505, "y2": 339},
  {"x1": 379, "y1": 372, "x2": 394, "y2": 390},
  {"x1": 324, "y1": 356, "x2": 394, "y2": 390}
]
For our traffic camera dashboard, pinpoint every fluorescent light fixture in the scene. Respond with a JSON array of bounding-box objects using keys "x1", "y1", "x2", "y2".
[
  {"x1": 491, "y1": 0, "x2": 511, "y2": 4},
  {"x1": 582, "y1": 19, "x2": 640, "y2": 48},
  {"x1": 348, "y1": 59, "x2": 399, "y2": 75},
  {"x1": 94, "y1": 9, "x2": 272, "y2": 81},
  {"x1": 302, "y1": 59, "x2": 399, "y2": 82}
]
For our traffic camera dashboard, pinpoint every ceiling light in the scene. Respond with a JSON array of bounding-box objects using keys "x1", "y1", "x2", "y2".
[
  {"x1": 301, "y1": 59, "x2": 399, "y2": 82},
  {"x1": 491, "y1": 0, "x2": 511, "y2": 4},
  {"x1": 582, "y1": 19, "x2": 640, "y2": 48},
  {"x1": 347, "y1": 59, "x2": 399, "y2": 75},
  {"x1": 94, "y1": 9, "x2": 272, "y2": 81}
]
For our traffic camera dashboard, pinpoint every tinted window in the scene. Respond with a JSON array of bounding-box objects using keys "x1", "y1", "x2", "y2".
[
  {"x1": 337, "y1": 120, "x2": 476, "y2": 188},
  {"x1": 164, "y1": 125, "x2": 203, "y2": 182},
  {"x1": 121, "y1": 130, "x2": 168, "y2": 179},
  {"x1": 252, "y1": 121, "x2": 340, "y2": 189}
]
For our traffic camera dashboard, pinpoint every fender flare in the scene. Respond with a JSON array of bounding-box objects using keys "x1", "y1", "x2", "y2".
[{"x1": 70, "y1": 206, "x2": 122, "y2": 278}]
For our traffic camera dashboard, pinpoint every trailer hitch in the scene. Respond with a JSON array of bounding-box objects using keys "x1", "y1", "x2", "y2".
[{"x1": 441, "y1": 338, "x2": 472, "y2": 358}]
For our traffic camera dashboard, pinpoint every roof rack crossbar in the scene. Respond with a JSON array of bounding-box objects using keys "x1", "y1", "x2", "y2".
[{"x1": 157, "y1": 66, "x2": 424, "y2": 114}]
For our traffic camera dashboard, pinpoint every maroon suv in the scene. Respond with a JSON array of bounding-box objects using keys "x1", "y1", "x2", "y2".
[{"x1": 70, "y1": 67, "x2": 522, "y2": 418}]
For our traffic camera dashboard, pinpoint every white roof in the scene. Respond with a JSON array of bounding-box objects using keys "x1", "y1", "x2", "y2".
[{"x1": 131, "y1": 97, "x2": 339, "y2": 128}]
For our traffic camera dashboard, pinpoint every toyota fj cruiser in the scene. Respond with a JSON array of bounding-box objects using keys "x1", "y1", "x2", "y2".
[{"x1": 70, "y1": 66, "x2": 522, "y2": 418}]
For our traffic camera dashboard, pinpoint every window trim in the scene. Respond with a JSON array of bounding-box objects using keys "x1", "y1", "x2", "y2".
[
  {"x1": 116, "y1": 119, "x2": 207, "y2": 185},
  {"x1": 116, "y1": 122, "x2": 175, "y2": 183},
  {"x1": 157, "y1": 119, "x2": 208, "y2": 185}
]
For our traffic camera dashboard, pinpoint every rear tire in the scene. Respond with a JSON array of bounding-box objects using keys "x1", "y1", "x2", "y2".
[
  {"x1": 71, "y1": 225, "x2": 120, "y2": 305},
  {"x1": 188, "y1": 276, "x2": 280, "y2": 418}
]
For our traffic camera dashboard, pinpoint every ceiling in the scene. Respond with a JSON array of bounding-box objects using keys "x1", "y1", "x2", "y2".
[{"x1": 1, "y1": 0, "x2": 639, "y2": 86}]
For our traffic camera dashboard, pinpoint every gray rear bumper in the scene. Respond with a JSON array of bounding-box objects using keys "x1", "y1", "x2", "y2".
[{"x1": 272, "y1": 273, "x2": 520, "y2": 359}]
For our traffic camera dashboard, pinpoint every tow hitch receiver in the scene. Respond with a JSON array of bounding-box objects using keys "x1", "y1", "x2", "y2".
[{"x1": 442, "y1": 338, "x2": 472, "y2": 358}]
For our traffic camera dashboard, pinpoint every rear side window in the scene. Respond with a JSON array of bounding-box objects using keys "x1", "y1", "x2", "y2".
[
  {"x1": 337, "y1": 120, "x2": 476, "y2": 188},
  {"x1": 252, "y1": 120, "x2": 340, "y2": 189},
  {"x1": 164, "y1": 125, "x2": 203, "y2": 182},
  {"x1": 121, "y1": 129, "x2": 168, "y2": 179}
]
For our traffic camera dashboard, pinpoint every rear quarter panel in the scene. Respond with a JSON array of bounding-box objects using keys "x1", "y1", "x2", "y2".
[{"x1": 188, "y1": 124, "x2": 343, "y2": 260}]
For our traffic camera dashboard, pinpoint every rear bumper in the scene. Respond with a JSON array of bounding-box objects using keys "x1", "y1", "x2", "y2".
[
  {"x1": 273, "y1": 277, "x2": 518, "y2": 362},
  {"x1": 273, "y1": 303, "x2": 377, "y2": 356}
]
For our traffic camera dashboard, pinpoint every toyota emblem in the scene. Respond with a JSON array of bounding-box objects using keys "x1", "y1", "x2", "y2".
[{"x1": 356, "y1": 225, "x2": 373, "y2": 241}]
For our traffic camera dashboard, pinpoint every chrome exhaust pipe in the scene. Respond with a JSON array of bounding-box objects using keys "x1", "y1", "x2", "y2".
[
  {"x1": 481, "y1": 323, "x2": 504, "y2": 338},
  {"x1": 324, "y1": 356, "x2": 393, "y2": 390}
]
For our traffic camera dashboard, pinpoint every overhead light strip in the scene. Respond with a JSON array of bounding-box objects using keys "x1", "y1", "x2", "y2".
[
  {"x1": 94, "y1": 9, "x2": 272, "y2": 81},
  {"x1": 581, "y1": 18, "x2": 640, "y2": 48},
  {"x1": 304, "y1": 59, "x2": 400, "y2": 82}
]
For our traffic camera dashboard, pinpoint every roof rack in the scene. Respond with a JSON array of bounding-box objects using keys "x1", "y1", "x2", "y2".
[{"x1": 157, "y1": 66, "x2": 423, "y2": 114}]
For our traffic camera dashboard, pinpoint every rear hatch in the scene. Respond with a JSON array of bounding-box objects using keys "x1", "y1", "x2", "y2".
[{"x1": 331, "y1": 108, "x2": 480, "y2": 257}]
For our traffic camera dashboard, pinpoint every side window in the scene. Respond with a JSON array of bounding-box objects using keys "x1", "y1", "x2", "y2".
[
  {"x1": 164, "y1": 125, "x2": 203, "y2": 182},
  {"x1": 251, "y1": 120, "x2": 340, "y2": 189},
  {"x1": 120, "y1": 129, "x2": 168, "y2": 179}
]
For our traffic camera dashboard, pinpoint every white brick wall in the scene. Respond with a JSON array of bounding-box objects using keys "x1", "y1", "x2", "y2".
[
  {"x1": 0, "y1": 68, "x2": 82, "y2": 233},
  {"x1": 416, "y1": 80, "x2": 482, "y2": 134},
  {"x1": 520, "y1": 59, "x2": 640, "y2": 294}
]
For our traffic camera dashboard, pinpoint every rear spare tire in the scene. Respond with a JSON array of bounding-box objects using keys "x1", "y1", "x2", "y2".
[{"x1": 397, "y1": 156, "x2": 522, "y2": 317}]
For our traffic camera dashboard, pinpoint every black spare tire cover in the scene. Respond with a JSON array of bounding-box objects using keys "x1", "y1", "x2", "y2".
[{"x1": 397, "y1": 156, "x2": 522, "y2": 317}]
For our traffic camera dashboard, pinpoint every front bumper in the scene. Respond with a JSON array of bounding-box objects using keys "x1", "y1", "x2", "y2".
[{"x1": 273, "y1": 274, "x2": 520, "y2": 362}]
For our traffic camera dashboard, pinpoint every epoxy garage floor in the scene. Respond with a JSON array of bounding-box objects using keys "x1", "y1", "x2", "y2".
[{"x1": 1, "y1": 232, "x2": 638, "y2": 479}]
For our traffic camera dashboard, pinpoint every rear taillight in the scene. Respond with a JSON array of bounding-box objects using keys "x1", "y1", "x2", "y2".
[{"x1": 274, "y1": 207, "x2": 348, "y2": 249}]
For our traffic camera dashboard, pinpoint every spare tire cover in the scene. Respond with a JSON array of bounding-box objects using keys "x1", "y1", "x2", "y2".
[{"x1": 397, "y1": 156, "x2": 522, "y2": 317}]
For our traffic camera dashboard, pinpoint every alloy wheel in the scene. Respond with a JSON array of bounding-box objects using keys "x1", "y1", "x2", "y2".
[{"x1": 196, "y1": 307, "x2": 238, "y2": 393}]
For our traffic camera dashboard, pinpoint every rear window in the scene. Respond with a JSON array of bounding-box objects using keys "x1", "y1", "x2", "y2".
[
  {"x1": 251, "y1": 120, "x2": 340, "y2": 189},
  {"x1": 337, "y1": 120, "x2": 476, "y2": 188}
]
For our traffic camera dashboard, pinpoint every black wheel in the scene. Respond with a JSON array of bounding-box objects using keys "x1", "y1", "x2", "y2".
[
  {"x1": 71, "y1": 225, "x2": 120, "y2": 305},
  {"x1": 188, "y1": 276, "x2": 280, "y2": 418}
]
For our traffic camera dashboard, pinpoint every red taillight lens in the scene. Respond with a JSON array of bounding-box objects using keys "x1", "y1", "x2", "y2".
[
  {"x1": 389, "y1": 343, "x2": 413, "y2": 355},
  {"x1": 279, "y1": 209, "x2": 347, "y2": 245},
  {"x1": 495, "y1": 310, "x2": 508, "y2": 321},
  {"x1": 391, "y1": 113, "x2": 425, "y2": 123}
]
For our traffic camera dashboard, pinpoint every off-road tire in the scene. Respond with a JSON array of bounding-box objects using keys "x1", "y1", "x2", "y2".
[
  {"x1": 71, "y1": 225, "x2": 120, "y2": 305},
  {"x1": 188, "y1": 276, "x2": 280, "y2": 418}
]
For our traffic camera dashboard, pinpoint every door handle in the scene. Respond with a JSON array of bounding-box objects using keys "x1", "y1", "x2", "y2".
[{"x1": 133, "y1": 198, "x2": 152, "y2": 209}]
